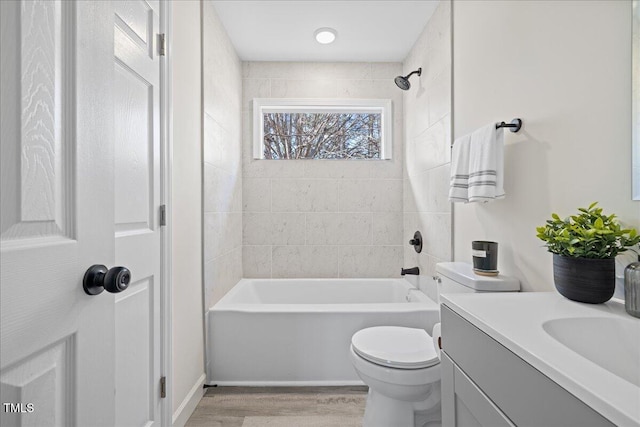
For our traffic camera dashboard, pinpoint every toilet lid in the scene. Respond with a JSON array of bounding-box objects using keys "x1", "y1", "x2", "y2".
[{"x1": 351, "y1": 326, "x2": 439, "y2": 369}]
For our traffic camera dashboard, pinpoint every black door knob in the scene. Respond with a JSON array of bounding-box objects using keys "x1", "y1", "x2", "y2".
[{"x1": 83, "y1": 264, "x2": 131, "y2": 295}]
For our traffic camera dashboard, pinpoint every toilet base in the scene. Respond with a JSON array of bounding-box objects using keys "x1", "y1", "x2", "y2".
[{"x1": 362, "y1": 383, "x2": 441, "y2": 427}]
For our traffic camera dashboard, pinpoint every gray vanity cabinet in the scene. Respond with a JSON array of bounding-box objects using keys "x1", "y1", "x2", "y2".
[{"x1": 440, "y1": 305, "x2": 615, "y2": 427}]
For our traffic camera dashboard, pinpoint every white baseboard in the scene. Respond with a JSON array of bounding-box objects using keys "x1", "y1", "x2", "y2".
[
  {"x1": 172, "y1": 373, "x2": 206, "y2": 427},
  {"x1": 210, "y1": 379, "x2": 365, "y2": 387}
]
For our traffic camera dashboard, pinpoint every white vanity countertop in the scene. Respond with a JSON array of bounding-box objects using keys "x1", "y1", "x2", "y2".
[{"x1": 441, "y1": 292, "x2": 640, "y2": 427}]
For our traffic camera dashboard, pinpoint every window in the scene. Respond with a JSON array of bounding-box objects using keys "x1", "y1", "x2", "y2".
[{"x1": 253, "y1": 99, "x2": 392, "y2": 160}]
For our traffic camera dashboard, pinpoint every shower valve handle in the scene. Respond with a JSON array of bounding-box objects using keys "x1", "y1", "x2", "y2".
[
  {"x1": 409, "y1": 231, "x2": 423, "y2": 253},
  {"x1": 83, "y1": 265, "x2": 131, "y2": 295}
]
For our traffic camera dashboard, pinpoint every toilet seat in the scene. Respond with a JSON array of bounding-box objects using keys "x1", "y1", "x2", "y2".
[{"x1": 351, "y1": 326, "x2": 439, "y2": 369}]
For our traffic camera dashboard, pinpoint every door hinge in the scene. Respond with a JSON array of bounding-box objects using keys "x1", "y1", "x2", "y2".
[
  {"x1": 160, "y1": 376, "x2": 166, "y2": 399},
  {"x1": 158, "y1": 33, "x2": 166, "y2": 56},
  {"x1": 159, "y1": 204, "x2": 166, "y2": 226}
]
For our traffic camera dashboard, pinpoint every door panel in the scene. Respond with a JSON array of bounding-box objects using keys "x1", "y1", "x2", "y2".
[
  {"x1": 0, "y1": 0, "x2": 115, "y2": 426},
  {"x1": 114, "y1": 59, "x2": 154, "y2": 232},
  {"x1": 113, "y1": 1, "x2": 161, "y2": 426},
  {"x1": 1, "y1": 0, "x2": 74, "y2": 242},
  {"x1": 0, "y1": 337, "x2": 74, "y2": 427},
  {"x1": 115, "y1": 277, "x2": 154, "y2": 426}
]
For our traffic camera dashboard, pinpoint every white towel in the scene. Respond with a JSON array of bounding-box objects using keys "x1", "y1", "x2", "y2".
[
  {"x1": 448, "y1": 133, "x2": 472, "y2": 203},
  {"x1": 468, "y1": 124, "x2": 505, "y2": 202}
]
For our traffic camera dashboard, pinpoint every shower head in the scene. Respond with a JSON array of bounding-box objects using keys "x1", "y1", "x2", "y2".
[{"x1": 394, "y1": 68, "x2": 422, "y2": 90}]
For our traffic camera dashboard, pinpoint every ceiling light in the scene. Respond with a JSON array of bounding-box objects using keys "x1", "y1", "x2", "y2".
[{"x1": 314, "y1": 28, "x2": 337, "y2": 44}]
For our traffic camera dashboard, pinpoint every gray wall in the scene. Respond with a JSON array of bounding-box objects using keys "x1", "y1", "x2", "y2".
[{"x1": 171, "y1": 0, "x2": 205, "y2": 421}]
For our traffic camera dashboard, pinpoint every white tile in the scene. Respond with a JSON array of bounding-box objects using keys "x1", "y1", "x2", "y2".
[
  {"x1": 229, "y1": 212, "x2": 243, "y2": 250},
  {"x1": 403, "y1": 26, "x2": 429, "y2": 76},
  {"x1": 412, "y1": 115, "x2": 451, "y2": 175},
  {"x1": 242, "y1": 110, "x2": 252, "y2": 157},
  {"x1": 419, "y1": 213, "x2": 452, "y2": 261},
  {"x1": 243, "y1": 213, "x2": 306, "y2": 245},
  {"x1": 338, "y1": 246, "x2": 403, "y2": 278},
  {"x1": 271, "y1": 179, "x2": 339, "y2": 212},
  {"x1": 410, "y1": 81, "x2": 430, "y2": 138},
  {"x1": 208, "y1": 248, "x2": 243, "y2": 307},
  {"x1": 271, "y1": 79, "x2": 337, "y2": 98},
  {"x1": 271, "y1": 246, "x2": 340, "y2": 278},
  {"x1": 242, "y1": 213, "x2": 271, "y2": 246},
  {"x1": 411, "y1": 165, "x2": 451, "y2": 213},
  {"x1": 429, "y1": 164, "x2": 452, "y2": 213},
  {"x1": 243, "y1": 245, "x2": 271, "y2": 278},
  {"x1": 203, "y1": 112, "x2": 222, "y2": 166},
  {"x1": 336, "y1": 79, "x2": 401, "y2": 105},
  {"x1": 204, "y1": 212, "x2": 242, "y2": 262},
  {"x1": 403, "y1": 179, "x2": 418, "y2": 213},
  {"x1": 370, "y1": 158, "x2": 403, "y2": 180},
  {"x1": 203, "y1": 259, "x2": 216, "y2": 309},
  {"x1": 243, "y1": 178, "x2": 271, "y2": 212},
  {"x1": 404, "y1": 132, "x2": 417, "y2": 179},
  {"x1": 203, "y1": 164, "x2": 237, "y2": 213},
  {"x1": 204, "y1": 113, "x2": 241, "y2": 177},
  {"x1": 306, "y1": 213, "x2": 372, "y2": 245},
  {"x1": 303, "y1": 160, "x2": 371, "y2": 179},
  {"x1": 417, "y1": 254, "x2": 442, "y2": 284},
  {"x1": 231, "y1": 175, "x2": 243, "y2": 213},
  {"x1": 372, "y1": 212, "x2": 403, "y2": 245},
  {"x1": 414, "y1": 255, "x2": 440, "y2": 300},
  {"x1": 338, "y1": 179, "x2": 403, "y2": 212},
  {"x1": 242, "y1": 78, "x2": 271, "y2": 112},
  {"x1": 427, "y1": 71, "x2": 451, "y2": 127},
  {"x1": 203, "y1": 213, "x2": 219, "y2": 263},
  {"x1": 243, "y1": 61, "x2": 305, "y2": 79},
  {"x1": 423, "y1": 1, "x2": 451, "y2": 84},
  {"x1": 370, "y1": 62, "x2": 403, "y2": 79},
  {"x1": 304, "y1": 62, "x2": 372, "y2": 80},
  {"x1": 243, "y1": 158, "x2": 307, "y2": 179}
]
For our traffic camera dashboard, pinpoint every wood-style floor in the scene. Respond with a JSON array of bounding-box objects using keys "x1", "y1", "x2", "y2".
[{"x1": 185, "y1": 386, "x2": 368, "y2": 427}]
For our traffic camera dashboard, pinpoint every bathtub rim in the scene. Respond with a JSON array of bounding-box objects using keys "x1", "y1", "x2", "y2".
[{"x1": 209, "y1": 277, "x2": 438, "y2": 313}]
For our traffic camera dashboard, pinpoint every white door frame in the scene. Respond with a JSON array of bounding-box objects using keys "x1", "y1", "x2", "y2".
[{"x1": 160, "y1": 1, "x2": 173, "y2": 425}]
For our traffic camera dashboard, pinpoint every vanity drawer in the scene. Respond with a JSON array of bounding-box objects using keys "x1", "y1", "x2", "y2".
[{"x1": 441, "y1": 305, "x2": 615, "y2": 427}]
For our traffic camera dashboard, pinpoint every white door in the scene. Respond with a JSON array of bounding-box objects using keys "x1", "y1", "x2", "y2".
[
  {"x1": 1, "y1": 1, "x2": 116, "y2": 426},
  {"x1": 112, "y1": 1, "x2": 163, "y2": 426}
]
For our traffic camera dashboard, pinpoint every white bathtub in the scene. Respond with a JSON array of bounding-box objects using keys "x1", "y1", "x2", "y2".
[{"x1": 207, "y1": 278, "x2": 440, "y2": 385}]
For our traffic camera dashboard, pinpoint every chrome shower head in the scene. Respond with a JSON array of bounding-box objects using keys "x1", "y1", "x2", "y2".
[{"x1": 394, "y1": 68, "x2": 422, "y2": 90}]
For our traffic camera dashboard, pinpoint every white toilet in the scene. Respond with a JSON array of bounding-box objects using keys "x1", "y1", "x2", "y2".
[{"x1": 350, "y1": 262, "x2": 520, "y2": 427}]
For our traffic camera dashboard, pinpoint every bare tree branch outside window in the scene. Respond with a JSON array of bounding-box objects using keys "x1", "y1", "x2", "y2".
[{"x1": 263, "y1": 112, "x2": 382, "y2": 159}]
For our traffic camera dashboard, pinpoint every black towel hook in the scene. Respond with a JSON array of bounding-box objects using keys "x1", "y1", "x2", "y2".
[{"x1": 496, "y1": 118, "x2": 522, "y2": 133}]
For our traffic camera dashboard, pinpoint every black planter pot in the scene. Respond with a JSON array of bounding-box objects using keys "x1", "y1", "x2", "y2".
[{"x1": 552, "y1": 254, "x2": 615, "y2": 304}]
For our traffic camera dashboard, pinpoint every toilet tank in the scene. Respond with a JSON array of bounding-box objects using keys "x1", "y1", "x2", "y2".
[{"x1": 434, "y1": 262, "x2": 520, "y2": 303}]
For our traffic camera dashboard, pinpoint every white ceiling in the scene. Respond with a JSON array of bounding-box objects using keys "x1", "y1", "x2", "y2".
[{"x1": 211, "y1": 1, "x2": 440, "y2": 62}]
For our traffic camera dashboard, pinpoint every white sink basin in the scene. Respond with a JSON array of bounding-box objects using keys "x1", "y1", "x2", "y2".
[{"x1": 542, "y1": 317, "x2": 640, "y2": 387}]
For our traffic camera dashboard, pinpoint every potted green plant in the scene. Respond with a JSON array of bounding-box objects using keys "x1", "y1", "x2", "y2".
[{"x1": 536, "y1": 202, "x2": 640, "y2": 303}]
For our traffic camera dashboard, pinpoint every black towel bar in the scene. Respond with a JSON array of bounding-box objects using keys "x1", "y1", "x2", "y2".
[{"x1": 496, "y1": 118, "x2": 522, "y2": 133}]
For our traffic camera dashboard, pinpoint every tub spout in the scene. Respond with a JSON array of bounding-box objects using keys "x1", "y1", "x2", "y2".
[{"x1": 401, "y1": 267, "x2": 420, "y2": 276}]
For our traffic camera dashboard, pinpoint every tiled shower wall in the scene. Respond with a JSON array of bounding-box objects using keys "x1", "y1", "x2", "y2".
[
  {"x1": 403, "y1": 0, "x2": 452, "y2": 290},
  {"x1": 202, "y1": 3, "x2": 243, "y2": 309},
  {"x1": 242, "y1": 62, "x2": 405, "y2": 278}
]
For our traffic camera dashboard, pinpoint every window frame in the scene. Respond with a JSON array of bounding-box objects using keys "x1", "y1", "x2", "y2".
[{"x1": 252, "y1": 98, "x2": 393, "y2": 160}]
